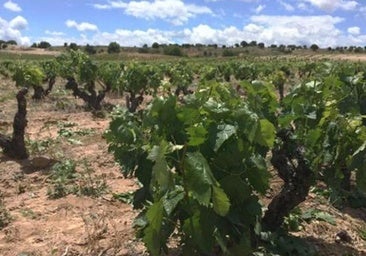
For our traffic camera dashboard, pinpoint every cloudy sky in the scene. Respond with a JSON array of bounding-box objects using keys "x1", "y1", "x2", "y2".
[{"x1": 0, "y1": 0, "x2": 365, "y2": 47}]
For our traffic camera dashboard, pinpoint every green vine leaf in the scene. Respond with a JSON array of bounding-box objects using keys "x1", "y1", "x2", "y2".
[
  {"x1": 143, "y1": 200, "x2": 164, "y2": 256},
  {"x1": 162, "y1": 187, "x2": 185, "y2": 215},
  {"x1": 214, "y1": 124, "x2": 237, "y2": 152},
  {"x1": 186, "y1": 125, "x2": 208, "y2": 146},
  {"x1": 147, "y1": 140, "x2": 172, "y2": 191},
  {"x1": 256, "y1": 119, "x2": 276, "y2": 147},
  {"x1": 212, "y1": 186, "x2": 231, "y2": 216},
  {"x1": 185, "y1": 152, "x2": 216, "y2": 206}
]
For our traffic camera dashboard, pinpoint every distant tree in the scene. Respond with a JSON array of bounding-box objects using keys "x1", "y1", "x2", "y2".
[
  {"x1": 152, "y1": 42, "x2": 159, "y2": 48},
  {"x1": 84, "y1": 44, "x2": 96, "y2": 55},
  {"x1": 337, "y1": 47, "x2": 345, "y2": 53},
  {"x1": 163, "y1": 45, "x2": 182, "y2": 56},
  {"x1": 249, "y1": 40, "x2": 257, "y2": 46},
  {"x1": 108, "y1": 42, "x2": 121, "y2": 54},
  {"x1": 222, "y1": 49, "x2": 236, "y2": 57},
  {"x1": 270, "y1": 44, "x2": 277, "y2": 48},
  {"x1": 142, "y1": 43, "x2": 148, "y2": 48},
  {"x1": 69, "y1": 42, "x2": 78, "y2": 51},
  {"x1": 0, "y1": 40, "x2": 6, "y2": 50},
  {"x1": 7, "y1": 40, "x2": 17, "y2": 45},
  {"x1": 38, "y1": 41, "x2": 51, "y2": 49},
  {"x1": 138, "y1": 47, "x2": 149, "y2": 54},
  {"x1": 258, "y1": 42, "x2": 265, "y2": 49},
  {"x1": 310, "y1": 44, "x2": 319, "y2": 51},
  {"x1": 240, "y1": 41, "x2": 248, "y2": 47},
  {"x1": 354, "y1": 47, "x2": 363, "y2": 53},
  {"x1": 287, "y1": 45, "x2": 296, "y2": 51},
  {"x1": 1, "y1": 43, "x2": 7, "y2": 49},
  {"x1": 64, "y1": 42, "x2": 68, "y2": 47},
  {"x1": 235, "y1": 43, "x2": 240, "y2": 48},
  {"x1": 31, "y1": 42, "x2": 38, "y2": 48}
]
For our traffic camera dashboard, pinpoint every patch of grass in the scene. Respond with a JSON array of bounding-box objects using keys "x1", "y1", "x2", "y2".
[
  {"x1": 359, "y1": 226, "x2": 366, "y2": 241},
  {"x1": 81, "y1": 211, "x2": 109, "y2": 255},
  {"x1": 26, "y1": 138, "x2": 55, "y2": 155},
  {"x1": 72, "y1": 160, "x2": 108, "y2": 198},
  {"x1": 0, "y1": 193, "x2": 12, "y2": 229},
  {"x1": 0, "y1": 92, "x2": 14, "y2": 103},
  {"x1": 56, "y1": 122, "x2": 95, "y2": 145},
  {"x1": 20, "y1": 208, "x2": 39, "y2": 220},
  {"x1": 47, "y1": 159, "x2": 107, "y2": 199},
  {"x1": 284, "y1": 207, "x2": 336, "y2": 232},
  {"x1": 47, "y1": 159, "x2": 77, "y2": 199}
]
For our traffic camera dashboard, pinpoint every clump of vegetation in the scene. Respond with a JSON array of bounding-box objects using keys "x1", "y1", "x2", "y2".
[
  {"x1": 163, "y1": 45, "x2": 183, "y2": 56},
  {"x1": 47, "y1": 159, "x2": 107, "y2": 199},
  {"x1": 47, "y1": 159, "x2": 77, "y2": 199},
  {"x1": 0, "y1": 193, "x2": 12, "y2": 229},
  {"x1": 57, "y1": 50, "x2": 112, "y2": 111},
  {"x1": 72, "y1": 160, "x2": 108, "y2": 198},
  {"x1": 222, "y1": 49, "x2": 236, "y2": 57},
  {"x1": 107, "y1": 42, "x2": 121, "y2": 54},
  {"x1": 26, "y1": 138, "x2": 55, "y2": 156}
]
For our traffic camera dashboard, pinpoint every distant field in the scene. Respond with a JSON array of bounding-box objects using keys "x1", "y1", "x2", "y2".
[{"x1": 2, "y1": 46, "x2": 366, "y2": 62}]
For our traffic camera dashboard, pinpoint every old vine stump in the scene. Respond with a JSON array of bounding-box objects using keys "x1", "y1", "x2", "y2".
[{"x1": 0, "y1": 88, "x2": 29, "y2": 159}]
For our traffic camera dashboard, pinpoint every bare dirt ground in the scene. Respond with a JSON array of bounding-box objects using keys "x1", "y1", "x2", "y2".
[
  {"x1": 0, "y1": 77, "x2": 366, "y2": 256},
  {"x1": 0, "y1": 79, "x2": 147, "y2": 256},
  {"x1": 2, "y1": 47, "x2": 61, "y2": 56},
  {"x1": 4, "y1": 46, "x2": 366, "y2": 62}
]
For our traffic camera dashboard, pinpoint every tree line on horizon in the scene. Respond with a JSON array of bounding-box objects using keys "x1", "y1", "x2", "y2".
[{"x1": 1, "y1": 39, "x2": 366, "y2": 57}]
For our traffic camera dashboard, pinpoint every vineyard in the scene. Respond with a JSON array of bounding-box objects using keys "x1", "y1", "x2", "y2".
[{"x1": 0, "y1": 50, "x2": 365, "y2": 255}]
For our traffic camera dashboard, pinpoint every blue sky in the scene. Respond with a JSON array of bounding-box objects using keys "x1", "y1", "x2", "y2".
[{"x1": 0, "y1": 0, "x2": 365, "y2": 47}]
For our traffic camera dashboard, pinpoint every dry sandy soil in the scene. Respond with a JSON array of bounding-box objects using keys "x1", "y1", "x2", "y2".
[
  {"x1": 4, "y1": 46, "x2": 366, "y2": 61},
  {"x1": 0, "y1": 76, "x2": 365, "y2": 255}
]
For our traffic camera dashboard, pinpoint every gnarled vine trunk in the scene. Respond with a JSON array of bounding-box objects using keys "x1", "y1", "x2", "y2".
[
  {"x1": 31, "y1": 76, "x2": 56, "y2": 100},
  {"x1": 126, "y1": 91, "x2": 144, "y2": 113},
  {"x1": 65, "y1": 77, "x2": 109, "y2": 111},
  {"x1": 0, "y1": 88, "x2": 29, "y2": 159},
  {"x1": 262, "y1": 129, "x2": 314, "y2": 231}
]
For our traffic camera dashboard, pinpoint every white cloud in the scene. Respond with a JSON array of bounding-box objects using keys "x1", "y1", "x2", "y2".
[
  {"x1": 93, "y1": 29, "x2": 174, "y2": 46},
  {"x1": 9, "y1": 15, "x2": 27, "y2": 30},
  {"x1": 278, "y1": 0, "x2": 295, "y2": 11},
  {"x1": 347, "y1": 26, "x2": 360, "y2": 35},
  {"x1": 35, "y1": 13, "x2": 365, "y2": 48},
  {"x1": 65, "y1": 20, "x2": 98, "y2": 31},
  {"x1": 45, "y1": 30, "x2": 65, "y2": 36},
  {"x1": 0, "y1": 16, "x2": 30, "y2": 45},
  {"x1": 254, "y1": 4, "x2": 265, "y2": 14},
  {"x1": 93, "y1": 0, "x2": 213, "y2": 25},
  {"x1": 177, "y1": 15, "x2": 349, "y2": 47},
  {"x1": 301, "y1": 0, "x2": 358, "y2": 12},
  {"x1": 93, "y1": 1, "x2": 127, "y2": 9},
  {"x1": 249, "y1": 15, "x2": 344, "y2": 46},
  {"x1": 3, "y1": 0, "x2": 22, "y2": 12}
]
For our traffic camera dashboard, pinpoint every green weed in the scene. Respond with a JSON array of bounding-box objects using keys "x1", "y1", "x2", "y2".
[
  {"x1": 72, "y1": 160, "x2": 108, "y2": 198},
  {"x1": 47, "y1": 159, "x2": 107, "y2": 199},
  {"x1": 0, "y1": 193, "x2": 12, "y2": 229},
  {"x1": 47, "y1": 159, "x2": 77, "y2": 199}
]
